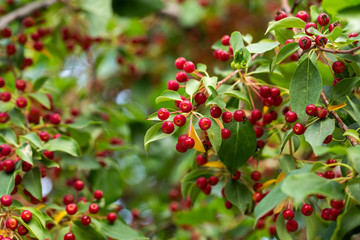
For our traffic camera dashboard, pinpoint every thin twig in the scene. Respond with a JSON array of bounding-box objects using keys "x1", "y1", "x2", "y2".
[
  {"x1": 318, "y1": 45, "x2": 360, "y2": 55},
  {"x1": 290, "y1": 0, "x2": 303, "y2": 14}
]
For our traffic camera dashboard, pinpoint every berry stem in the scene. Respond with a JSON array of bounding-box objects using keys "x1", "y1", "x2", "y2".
[
  {"x1": 318, "y1": 45, "x2": 360, "y2": 55},
  {"x1": 192, "y1": 70, "x2": 204, "y2": 79},
  {"x1": 216, "y1": 70, "x2": 239, "y2": 89}
]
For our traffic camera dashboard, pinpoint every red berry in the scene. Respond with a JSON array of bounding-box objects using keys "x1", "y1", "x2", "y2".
[
  {"x1": 254, "y1": 126, "x2": 264, "y2": 138},
  {"x1": 175, "y1": 57, "x2": 186, "y2": 70},
  {"x1": 283, "y1": 209, "x2": 294, "y2": 220},
  {"x1": 270, "y1": 87, "x2": 280, "y2": 98},
  {"x1": 296, "y1": 11, "x2": 308, "y2": 22},
  {"x1": 173, "y1": 114, "x2": 186, "y2": 127},
  {"x1": 323, "y1": 135, "x2": 332, "y2": 144},
  {"x1": 263, "y1": 113, "x2": 273, "y2": 124},
  {"x1": 257, "y1": 140, "x2": 265, "y2": 149},
  {"x1": 6, "y1": 218, "x2": 18, "y2": 230},
  {"x1": 306, "y1": 104, "x2": 317, "y2": 116},
  {"x1": 176, "y1": 143, "x2": 187, "y2": 153},
  {"x1": 0, "y1": 92, "x2": 11, "y2": 102},
  {"x1": 183, "y1": 61, "x2": 195, "y2": 73},
  {"x1": 16, "y1": 79, "x2": 26, "y2": 91},
  {"x1": 6, "y1": 44, "x2": 16, "y2": 55},
  {"x1": 317, "y1": 13, "x2": 330, "y2": 26},
  {"x1": 225, "y1": 200, "x2": 232, "y2": 209},
  {"x1": 208, "y1": 176, "x2": 219, "y2": 186},
  {"x1": 168, "y1": 80, "x2": 179, "y2": 91},
  {"x1": 199, "y1": 117, "x2": 211, "y2": 130},
  {"x1": 34, "y1": 41, "x2": 44, "y2": 51},
  {"x1": 210, "y1": 106, "x2": 222, "y2": 118},
  {"x1": 301, "y1": 204, "x2": 313, "y2": 216},
  {"x1": 202, "y1": 184, "x2": 212, "y2": 195},
  {"x1": 183, "y1": 137, "x2": 195, "y2": 149},
  {"x1": 305, "y1": 22, "x2": 317, "y2": 36},
  {"x1": 196, "y1": 177, "x2": 207, "y2": 189},
  {"x1": 259, "y1": 86, "x2": 271, "y2": 98},
  {"x1": 39, "y1": 131, "x2": 50, "y2": 142},
  {"x1": 1, "y1": 195, "x2": 12, "y2": 206},
  {"x1": 253, "y1": 182, "x2": 263, "y2": 191},
  {"x1": 196, "y1": 155, "x2": 207, "y2": 165},
  {"x1": 107, "y1": 212, "x2": 117, "y2": 223},
  {"x1": 262, "y1": 97, "x2": 274, "y2": 107},
  {"x1": 321, "y1": 208, "x2": 331, "y2": 220},
  {"x1": 0, "y1": 112, "x2": 9, "y2": 123},
  {"x1": 22, "y1": 161, "x2": 33, "y2": 172},
  {"x1": 253, "y1": 192, "x2": 263, "y2": 202},
  {"x1": 251, "y1": 171, "x2": 262, "y2": 181},
  {"x1": 194, "y1": 92, "x2": 207, "y2": 104},
  {"x1": 275, "y1": 10, "x2": 287, "y2": 21},
  {"x1": 333, "y1": 78, "x2": 342, "y2": 86},
  {"x1": 329, "y1": 22, "x2": 341, "y2": 33},
  {"x1": 21, "y1": 210, "x2": 33, "y2": 222},
  {"x1": 43, "y1": 150, "x2": 54, "y2": 159},
  {"x1": 219, "y1": 51, "x2": 230, "y2": 61},
  {"x1": 0, "y1": 78, "x2": 5, "y2": 88},
  {"x1": 81, "y1": 215, "x2": 91, "y2": 225},
  {"x1": 270, "y1": 110, "x2": 278, "y2": 121},
  {"x1": 66, "y1": 203, "x2": 78, "y2": 215},
  {"x1": 221, "y1": 35, "x2": 230, "y2": 46},
  {"x1": 63, "y1": 194, "x2": 74, "y2": 205},
  {"x1": 176, "y1": 71, "x2": 188, "y2": 82},
  {"x1": 230, "y1": 170, "x2": 241, "y2": 180},
  {"x1": 74, "y1": 180, "x2": 84, "y2": 191},
  {"x1": 269, "y1": 225, "x2": 277, "y2": 236},
  {"x1": 285, "y1": 39, "x2": 295, "y2": 45},
  {"x1": 179, "y1": 100, "x2": 193, "y2": 112},
  {"x1": 161, "y1": 121, "x2": 175, "y2": 134},
  {"x1": 330, "y1": 199, "x2": 344, "y2": 209},
  {"x1": 233, "y1": 110, "x2": 245, "y2": 122},
  {"x1": 317, "y1": 108, "x2": 328, "y2": 119},
  {"x1": 222, "y1": 111, "x2": 233, "y2": 123},
  {"x1": 332, "y1": 61, "x2": 345, "y2": 74},
  {"x1": 3, "y1": 159, "x2": 15, "y2": 172},
  {"x1": 251, "y1": 109, "x2": 262, "y2": 121},
  {"x1": 348, "y1": 32, "x2": 359, "y2": 45},
  {"x1": 286, "y1": 219, "x2": 298, "y2": 232},
  {"x1": 18, "y1": 225, "x2": 29, "y2": 235},
  {"x1": 50, "y1": 113, "x2": 61, "y2": 124},
  {"x1": 23, "y1": 17, "x2": 34, "y2": 28},
  {"x1": 256, "y1": 219, "x2": 266, "y2": 229},
  {"x1": 293, "y1": 123, "x2": 305, "y2": 135},
  {"x1": 0, "y1": 144, "x2": 11, "y2": 156},
  {"x1": 1, "y1": 28, "x2": 11, "y2": 38},
  {"x1": 157, "y1": 108, "x2": 170, "y2": 120},
  {"x1": 324, "y1": 170, "x2": 335, "y2": 179},
  {"x1": 315, "y1": 36, "x2": 328, "y2": 46},
  {"x1": 89, "y1": 203, "x2": 99, "y2": 214},
  {"x1": 64, "y1": 233, "x2": 75, "y2": 240},
  {"x1": 16, "y1": 97, "x2": 28, "y2": 108},
  {"x1": 285, "y1": 111, "x2": 298, "y2": 123},
  {"x1": 299, "y1": 36, "x2": 312, "y2": 49},
  {"x1": 221, "y1": 128, "x2": 231, "y2": 139},
  {"x1": 94, "y1": 190, "x2": 103, "y2": 200}
]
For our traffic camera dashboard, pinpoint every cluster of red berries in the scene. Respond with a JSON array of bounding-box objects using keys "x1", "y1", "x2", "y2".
[
  {"x1": 259, "y1": 85, "x2": 282, "y2": 107},
  {"x1": 213, "y1": 35, "x2": 232, "y2": 61},
  {"x1": 61, "y1": 27, "x2": 103, "y2": 52},
  {"x1": 195, "y1": 175, "x2": 219, "y2": 195}
]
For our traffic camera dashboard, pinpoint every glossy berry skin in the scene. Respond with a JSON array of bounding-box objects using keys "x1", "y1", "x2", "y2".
[
  {"x1": 66, "y1": 203, "x2": 78, "y2": 215},
  {"x1": 315, "y1": 36, "x2": 328, "y2": 46},
  {"x1": 259, "y1": 86, "x2": 270, "y2": 98},
  {"x1": 43, "y1": 150, "x2": 54, "y2": 159},
  {"x1": 219, "y1": 51, "x2": 230, "y2": 61},
  {"x1": 21, "y1": 210, "x2": 33, "y2": 222},
  {"x1": 332, "y1": 61, "x2": 345, "y2": 74},
  {"x1": 1, "y1": 195, "x2": 12, "y2": 206},
  {"x1": 296, "y1": 11, "x2": 309, "y2": 22},
  {"x1": 73, "y1": 180, "x2": 84, "y2": 191},
  {"x1": 3, "y1": 159, "x2": 15, "y2": 172},
  {"x1": 196, "y1": 155, "x2": 207, "y2": 165},
  {"x1": 208, "y1": 176, "x2": 219, "y2": 186},
  {"x1": 39, "y1": 131, "x2": 50, "y2": 142},
  {"x1": 299, "y1": 36, "x2": 312, "y2": 49},
  {"x1": 275, "y1": 10, "x2": 287, "y2": 21},
  {"x1": 286, "y1": 219, "x2": 298, "y2": 232},
  {"x1": 157, "y1": 108, "x2": 170, "y2": 120},
  {"x1": 251, "y1": 171, "x2": 262, "y2": 181},
  {"x1": 329, "y1": 22, "x2": 341, "y2": 33},
  {"x1": 94, "y1": 190, "x2": 103, "y2": 200},
  {"x1": 16, "y1": 79, "x2": 26, "y2": 91},
  {"x1": 225, "y1": 200, "x2": 233, "y2": 209},
  {"x1": 173, "y1": 114, "x2": 186, "y2": 127},
  {"x1": 324, "y1": 170, "x2": 335, "y2": 179},
  {"x1": 231, "y1": 170, "x2": 241, "y2": 180},
  {"x1": 254, "y1": 126, "x2": 264, "y2": 138},
  {"x1": 306, "y1": 104, "x2": 317, "y2": 116},
  {"x1": 285, "y1": 39, "x2": 295, "y2": 45},
  {"x1": 222, "y1": 111, "x2": 233, "y2": 123},
  {"x1": 0, "y1": 144, "x2": 11, "y2": 156},
  {"x1": 183, "y1": 61, "x2": 195, "y2": 73},
  {"x1": 194, "y1": 92, "x2": 207, "y2": 104},
  {"x1": 252, "y1": 192, "x2": 263, "y2": 202},
  {"x1": 161, "y1": 121, "x2": 175, "y2": 134},
  {"x1": 81, "y1": 215, "x2": 91, "y2": 225},
  {"x1": 175, "y1": 57, "x2": 186, "y2": 70},
  {"x1": 285, "y1": 111, "x2": 298, "y2": 123},
  {"x1": 293, "y1": 123, "x2": 305, "y2": 135},
  {"x1": 183, "y1": 137, "x2": 195, "y2": 149},
  {"x1": 221, "y1": 128, "x2": 231, "y2": 139},
  {"x1": 323, "y1": 135, "x2": 333, "y2": 144},
  {"x1": 221, "y1": 35, "x2": 230, "y2": 45},
  {"x1": 196, "y1": 177, "x2": 207, "y2": 189},
  {"x1": 233, "y1": 110, "x2": 245, "y2": 122},
  {"x1": 305, "y1": 22, "x2": 317, "y2": 36},
  {"x1": 330, "y1": 199, "x2": 345, "y2": 209},
  {"x1": 317, "y1": 13, "x2": 330, "y2": 26},
  {"x1": 50, "y1": 113, "x2": 61, "y2": 124},
  {"x1": 283, "y1": 209, "x2": 295, "y2": 220},
  {"x1": 6, "y1": 218, "x2": 18, "y2": 230},
  {"x1": 179, "y1": 100, "x2": 193, "y2": 113},
  {"x1": 301, "y1": 204, "x2": 313, "y2": 216},
  {"x1": 0, "y1": 92, "x2": 11, "y2": 102},
  {"x1": 175, "y1": 71, "x2": 188, "y2": 82},
  {"x1": 251, "y1": 109, "x2": 262, "y2": 121},
  {"x1": 210, "y1": 106, "x2": 222, "y2": 118},
  {"x1": 18, "y1": 225, "x2": 29, "y2": 235},
  {"x1": 271, "y1": 87, "x2": 280, "y2": 98},
  {"x1": 321, "y1": 208, "x2": 331, "y2": 221},
  {"x1": 89, "y1": 203, "x2": 99, "y2": 214},
  {"x1": 317, "y1": 108, "x2": 328, "y2": 119},
  {"x1": 199, "y1": 118, "x2": 211, "y2": 130},
  {"x1": 16, "y1": 97, "x2": 28, "y2": 108},
  {"x1": 107, "y1": 212, "x2": 117, "y2": 223},
  {"x1": 167, "y1": 80, "x2": 179, "y2": 91},
  {"x1": 64, "y1": 233, "x2": 75, "y2": 240}
]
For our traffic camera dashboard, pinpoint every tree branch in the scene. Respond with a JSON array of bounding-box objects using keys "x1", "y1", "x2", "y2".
[
  {"x1": 318, "y1": 45, "x2": 360, "y2": 55},
  {"x1": 320, "y1": 90, "x2": 359, "y2": 146},
  {"x1": 0, "y1": 0, "x2": 58, "y2": 29}
]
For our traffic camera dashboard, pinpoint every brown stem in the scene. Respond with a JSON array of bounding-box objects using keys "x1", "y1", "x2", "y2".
[
  {"x1": 320, "y1": 90, "x2": 359, "y2": 146},
  {"x1": 318, "y1": 45, "x2": 360, "y2": 55},
  {"x1": 215, "y1": 70, "x2": 238, "y2": 89},
  {"x1": 0, "y1": 0, "x2": 58, "y2": 29},
  {"x1": 290, "y1": 0, "x2": 303, "y2": 13},
  {"x1": 281, "y1": 0, "x2": 291, "y2": 15}
]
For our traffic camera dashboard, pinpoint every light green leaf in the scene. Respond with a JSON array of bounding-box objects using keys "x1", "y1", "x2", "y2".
[
  {"x1": 230, "y1": 31, "x2": 244, "y2": 52},
  {"x1": 277, "y1": 42, "x2": 300, "y2": 64},
  {"x1": 246, "y1": 41, "x2": 279, "y2": 54},
  {"x1": 304, "y1": 118, "x2": 335, "y2": 151},
  {"x1": 185, "y1": 79, "x2": 200, "y2": 98},
  {"x1": 16, "y1": 143, "x2": 33, "y2": 164},
  {"x1": 155, "y1": 90, "x2": 182, "y2": 104},
  {"x1": 28, "y1": 92, "x2": 51, "y2": 109},
  {"x1": 266, "y1": 17, "x2": 306, "y2": 34},
  {"x1": 43, "y1": 136, "x2": 81, "y2": 157}
]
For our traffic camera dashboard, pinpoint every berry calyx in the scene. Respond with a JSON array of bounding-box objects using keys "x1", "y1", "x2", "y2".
[
  {"x1": 89, "y1": 203, "x2": 99, "y2": 214},
  {"x1": 161, "y1": 121, "x2": 175, "y2": 134},
  {"x1": 285, "y1": 111, "x2": 298, "y2": 123},
  {"x1": 293, "y1": 123, "x2": 305, "y2": 135},
  {"x1": 332, "y1": 61, "x2": 345, "y2": 74},
  {"x1": 199, "y1": 118, "x2": 211, "y2": 130},
  {"x1": 6, "y1": 218, "x2": 18, "y2": 230},
  {"x1": 81, "y1": 215, "x2": 91, "y2": 225},
  {"x1": 315, "y1": 36, "x2": 328, "y2": 46},
  {"x1": 317, "y1": 13, "x2": 330, "y2": 26},
  {"x1": 329, "y1": 22, "x2": 341, "y2": 33},
  {"x1": 157, "y1": 108, "x2": 170, "y2": 120},
  {"x1": 299, "y1": 36, "x2": 312, "y2": 50},
  {"x1": 301, "y1": 204, "x2": 314, "y2": 216}
]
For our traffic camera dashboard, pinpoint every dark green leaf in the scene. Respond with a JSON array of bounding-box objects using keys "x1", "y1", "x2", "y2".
[
  {"x1": 218, "y1": 120, "x2": 256, "y2": 174},
  {"x1": 181, "y1": 169, "x2": 212, "y2": 202},
  {"x1": 32, "y1": 77, "x2": 49, "y2": 91},
  {"x1": 304, "y1": 118, "x2": 335, "y2": 152},
  {"x1": 72, "y1": 221, "x2": 105, "y2": 240},
  {"x1": 274, "y1": 28, "x2": 294, "y2": 44},
  {"x1": 225, "y1": 180, "x2": 252, "y2": 213},
  {"x1": 43, "y1": 136, "x2": 81, "y2": 157},
  {"x1": 221, "y1": 90, "x2": 250, "y2": 106},
  {"x1": 331, "y1": 205, "x2": 360, "y2": 240},
  {"x1": 203, "y1": 77, "x2": 218, "y2": 95},
  {"x1": 347, "y1": 146, "x2": 360, "y2": 173},
  {"x1": 305, "y1": 210, "x2": 320, "y2": 240},
  {"x1": 276, "y1": 42, "x2": 300, "y2": 64},
  {"x1": 23, "y1": 167, "x2": 42, "y2": 201},
  {"x1": 207, "y1": 118, "x2": 222, "y2": 153},
  {"x1": 280, "y1": 130, "x2": 295, "y2": 153},
  {"x1": 9, "y1": 108, "x2": 26, "y2": 129},
  {"x1": 330, "y1": 77, "x2": 360, "y2": 103},
  {"x1": 246, "y1": 41, "x2": 279, "y2": 54},
  {"x1": 13, "y1": 216, "x2": 45, "y2": 240},
  {"x1": 144, "y1": 122, "x2": 176, "y2": 153},
  {"x1": 0, "y1": 129, "x2": 17, "y2": 146},
  {"x1": 0, "y1": 171, "x2": 16, "y2": 196},
  {"x1": 112, "y1": 0, "x2": 163, "y2": 17},
  {"x1": 174, "y1": 207, "x2": 216, "y2": 225},
  {"x1": 275, "y1": 215, "x2": 293, "y2": 240},
  {"x1": 265, "y1": 17, "x2": 306, "y2": 34}
]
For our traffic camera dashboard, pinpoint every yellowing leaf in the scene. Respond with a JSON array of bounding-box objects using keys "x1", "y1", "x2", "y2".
[
  {"x1": 203, "y1": 161, "x2": 226, "y2": 168},
  {"x1": 274, "y1": 199, "x2": 287, "y2": 214},
  {"x1": 36, "y1": 204, "x2": 46, "y2": 210},
  {"x1": 258, "y1": 179, "x2": 276, "y2": 191},
  {"x1": 214, "y1": 118, "x2": 224, "y2": 129},
  {"x1": 275, "y1": 172, "x2": 286, "y2": 186},
  {"x1": 54, "y1": 211, "x2": 67, "y2": 224},
  {"x1": 328, "y1": 102, "x2": 347, "y2": 111},
  {"x1": 41, "y1": 48, "x2": 53, "y2": 60},
  {"x1": 187, "y1": 118, "x2": 205, "y2": 152}
]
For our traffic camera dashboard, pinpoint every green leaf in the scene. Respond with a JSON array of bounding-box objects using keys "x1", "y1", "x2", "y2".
[
  {"x1": 32, "y1": 77, "x2": 49, "y2": 91},
  {"x1": 275, "y1": 215, "x2": 293, "y2": 240},
  {"x1": 89, "y1": 168, "x2": 123, "y2": 205},
  {"x1": 43, "y1": 136, "x2": 81, "y2": 157},
  {"x1": 64, "y1": 119, "x2": 102, "y2": 129},
  {"x1": 16, "y1": 143, "x2": 33, "y2": 164},
  {"x1": 13, "y1": 216, "x2": 45, "y2": 240},
  {"x1": 265, "y1": 17, "x2": 306, "y2": 34},
  {"x1": 185, "y1": 79, "x2": 200, "y2": 98},
  {"x1": 281, "y1": 173, "x2": 344, "y2": 204},
  {"x1": 0, "y1": 129, "x2": 17, "y2": 146},
  {"x1": 276, "y1": 42, "x2": 300, "y2": 64},
  {"x1": 144, "y1": 122, "x2": 176, "y2": 153},
  {"x1": 207, "y1": 118, "x2": 222, "y2": 153},
  {"x1": 21, "y1": 132, "x2": 43, "y2": 149},
  {"x1": 9, "y1": 108, "x2": 26, "y2": 129},
  {"x1": 348, "y1": 182, "x2": 360, "y2": 204},
  {"x1": 181, "y1": 169, "x2": 212, "y2": 203},
  {"x1": 280, "y1": 130, "x2": 294, "y2": 153},
  {"x1": 71, "y1": 221, "x2": 105, "y2": 240},
  {"x1": 305, "y1": 209, "x2": 320, "y2": 240},
  {"x1": 203, "y1": 77, "x2": 218, "y2": 95},
  {"x1": 246, "y1": 41, "x2": 279, "y2": 54},
  {"x1": 343, "y1": 129, "x2": 360, "y2": 142},
  {"x1": 16, "y1": 206, "x2": 47, "y2": 228},
  {"x1": 211, "y1": 40, "x2": 228, "y2": 51},
  {"x1": 196, "y1": 63, "x2": 207, "y2": 73},
  {"x1": 304, "y1": 118, "x2": 335, "y2": 152},
  {"x1": 331, "y1": 204, "x2": 360, "y2": 240},
  {"x1": 221, "y1": 90, "x2": 250, "y2": 106},
  {"x1": 289, "y1": 56, "x2": 322, "y2": 122},
  {"x1": 230, "y1": 31, "x2": 244, "y2": 52},
  {"x1": 97, "y1": 219, "x2": 148, "y2": 240},
  {"x1": 174, "y1": 207, "x2": 216, "y2": 225},
  {"x1": 326, "y1": 27, "x2": 343, "y2": 42},
  {"x1": 23, "y1": 167, "x2": 42, "y2": 201},
  {"x1": 112, "y1": 0, "x2": 163, "y2": 17},
  {"x1": 278, "y1": 155, "x2": 297, "y2": 174},
  {"x1": 274, "y1": 28, "x2": 294, "y2": 44},
  {"x1": 330, "y1": 77, "x2": 360, "y2": 103},
  {"x1": 310, "y1": 5, "x2": 321, "y2": 22},
  {"x1": 347, "y1": 146, "x2": 360, "y2": 173},
  {"x1": 155, "y1": 90, "x2": 182, "y2": 104},
  {"x1": 28, "y1": 92, "x2": 51, "y2": 109},
  {"x1": 0, "y1": 170, "x2": 16, "y2": 196},
  {"x1": 225, "y1": 180, "x2": 252, "y2": 213},
  {"x1": 218, "y1": 120, "x2": 257, "y2": 174},
  {"x1": 82, "y1": 0, "x2": 112, "y2": 36},
  {"x1": 179, "y1": 1, "x2": 205, "y2": 27}
]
